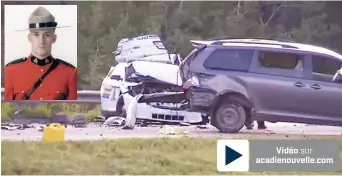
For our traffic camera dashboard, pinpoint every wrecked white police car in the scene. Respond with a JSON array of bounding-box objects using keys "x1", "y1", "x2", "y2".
[{"x1": 100, "y1": 34, "x2": 208, "y2": 126}]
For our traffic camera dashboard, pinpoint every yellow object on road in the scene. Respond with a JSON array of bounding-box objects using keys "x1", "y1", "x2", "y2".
[{"x1": 42, "y1": 123, "x2": 65, "y2": 142}]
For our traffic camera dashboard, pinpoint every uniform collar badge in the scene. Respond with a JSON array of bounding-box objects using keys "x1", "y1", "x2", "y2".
[{"x1": 30, "y1": 55, "x2": 53, "y2": 66}]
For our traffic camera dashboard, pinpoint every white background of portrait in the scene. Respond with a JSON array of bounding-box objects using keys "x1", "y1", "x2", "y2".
[{"x1": 4, "y1": 5, "x2": 78, "y2": 67}]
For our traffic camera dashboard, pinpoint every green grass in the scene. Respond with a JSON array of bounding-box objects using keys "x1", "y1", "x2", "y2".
[
  {"x1": 1, "y1": 102, "x2": 101, "y2": 122},
  {"x1": 2, "y1": 136, "x2": 342, "y2": 175}
]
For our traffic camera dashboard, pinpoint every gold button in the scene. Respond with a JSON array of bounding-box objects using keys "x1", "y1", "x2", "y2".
[
  {"x1": 21, "y1": 91, "x2": 24, "y2": 93},
  {"x1": 40, "y1": 98, "x2": 43, "y2": 100},
  {"x1": 57, "y1": 91, "x2": 60, "y2": 94},
  {"x1": 41, "y1": 69, "x2": 44, "y2": 72},
  {"x1": 40, "y1": 84, "x2": 43, "y2": 87}
]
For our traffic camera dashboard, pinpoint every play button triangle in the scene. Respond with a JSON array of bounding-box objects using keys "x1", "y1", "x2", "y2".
[{"x1": 225, "y1": 145, "x2": 243, "y2": 165}]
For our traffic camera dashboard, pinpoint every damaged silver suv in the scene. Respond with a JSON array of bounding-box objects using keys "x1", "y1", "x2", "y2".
[{"x1": 179, "y1": 39, "x2": 342, "y2": 133}]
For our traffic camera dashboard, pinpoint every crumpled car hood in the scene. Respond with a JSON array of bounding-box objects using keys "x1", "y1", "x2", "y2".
[{"x1": 126, "y1": 61, "x2": 182, "y2": 86}]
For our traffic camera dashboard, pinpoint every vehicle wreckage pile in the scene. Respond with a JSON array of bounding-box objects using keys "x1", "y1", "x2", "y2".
[
  {"x1": 100, "y1": 34, "x2": 211, "y2": 130},
  {"x1": 99, "y1": 34, "x2": 269, "y2": 132}
]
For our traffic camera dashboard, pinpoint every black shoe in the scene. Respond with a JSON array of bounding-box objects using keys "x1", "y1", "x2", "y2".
[{"x1": 257, "y1": 121, "x2": 267, "y2": 129}]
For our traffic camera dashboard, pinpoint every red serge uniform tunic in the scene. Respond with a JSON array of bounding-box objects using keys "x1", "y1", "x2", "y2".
[{"x1": 4, "y1": 54, "x2": 77, "y2": 100}]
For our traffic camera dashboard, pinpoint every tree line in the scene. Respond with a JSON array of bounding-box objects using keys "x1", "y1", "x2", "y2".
[{"x1": 2, "y1": 1, "x2": 342, "y2": 90}]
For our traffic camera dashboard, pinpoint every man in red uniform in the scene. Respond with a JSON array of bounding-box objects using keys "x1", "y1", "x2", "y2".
[{"x1": 4, "y1": 6, "x2": 77, "y2": 100}]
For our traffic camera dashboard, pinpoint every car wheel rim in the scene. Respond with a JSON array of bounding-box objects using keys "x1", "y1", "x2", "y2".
[{"x1": 218, "y1": 105, "x2": 239, "y2": 126}]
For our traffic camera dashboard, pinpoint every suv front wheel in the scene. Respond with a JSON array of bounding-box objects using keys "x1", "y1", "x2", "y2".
[{"x1": 211, "y1": 100, "x2": 246, "y2": 133}]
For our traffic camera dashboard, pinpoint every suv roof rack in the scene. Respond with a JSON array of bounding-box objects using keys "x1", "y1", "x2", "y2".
[
  {"x1": 206, "y1": 36, "x2": 233, "y2": 40},
  {"x1": 211, "y1": 40, "x2": 299, "y2": 49},
  {"x1": 208, "y1": 37, "x2": 278, "y2": 41}
]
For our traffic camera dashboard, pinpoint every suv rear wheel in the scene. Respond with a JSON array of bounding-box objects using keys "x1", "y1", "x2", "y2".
[{"x1": 211, "y1": 100, "x2": 246, "y2": 133}]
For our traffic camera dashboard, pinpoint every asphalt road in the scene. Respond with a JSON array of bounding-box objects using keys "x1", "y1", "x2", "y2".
[{"x1": 1, "y1": 122, "x2": 342, "y2": 141}]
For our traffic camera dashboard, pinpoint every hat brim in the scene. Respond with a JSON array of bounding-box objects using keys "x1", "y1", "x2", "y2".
[{"x1": 15, "y1": 25, "x2": 70, "y2": 31}]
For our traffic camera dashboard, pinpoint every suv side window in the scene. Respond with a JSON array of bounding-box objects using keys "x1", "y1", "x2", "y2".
[
  {"x1": 252, "y1": 50, "x2": 305, "y2": 78},
  {"x1": 203, "y1": 48, "x2": 254, "y2": 71},
  {"x1": 311, "y1": 55, "x2": 342, "y2": 83},
  {"x1": 258, "y1": 51, "x2": 303, "y2": 70}
]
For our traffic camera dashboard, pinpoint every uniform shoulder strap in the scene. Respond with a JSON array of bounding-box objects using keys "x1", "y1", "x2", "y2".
[
  {"x1": 55, "y1": 58, "x2": 75, "y2": 68},
  {"x1": 22, "y1": 59, "x2": 60, "y2": 100},
  {"x1": 5, "y1": 57, "x2": 27, "y2": 66}
]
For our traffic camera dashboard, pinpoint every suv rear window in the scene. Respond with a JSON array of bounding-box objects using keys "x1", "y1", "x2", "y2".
[
  {"x1": 312, "y1": 55, "x2": 342, "y2": 75},
  {"x1": 203, "y1": 48, "x2": 254, "y2": 71}
]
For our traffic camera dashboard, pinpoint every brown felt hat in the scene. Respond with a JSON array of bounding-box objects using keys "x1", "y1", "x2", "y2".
[{"x1": 17, "y1": 6, "x2": 69, "y2": 31}]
